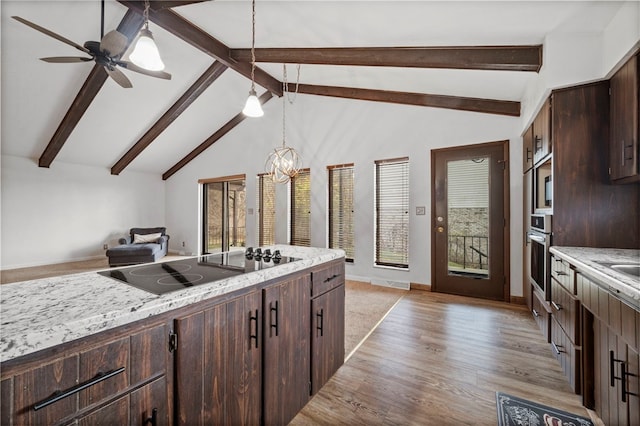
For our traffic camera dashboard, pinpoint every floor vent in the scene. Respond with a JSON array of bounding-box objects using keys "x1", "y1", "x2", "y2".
[{"x1": 371, "y1": 279, "x2": 410, "y2": 290}]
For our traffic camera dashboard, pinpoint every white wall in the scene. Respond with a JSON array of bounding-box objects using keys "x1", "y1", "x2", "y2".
[
  {"x1": 165, "y1": 95, "x2": 524, "y2": 293},
  {"x1": 1, "y1": 155, "x2": 165, "y2": 269}
]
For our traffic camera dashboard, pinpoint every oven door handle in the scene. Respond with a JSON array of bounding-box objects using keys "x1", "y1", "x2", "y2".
[{"x1": 527, "y1": 233, "x2": 547, "y2": 244}]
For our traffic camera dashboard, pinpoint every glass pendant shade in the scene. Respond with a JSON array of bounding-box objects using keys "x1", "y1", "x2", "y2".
[
  {"x1": 243, "y1": 89, "x2": 264, "y2": 117},
  {"x1": 130, "y1": 28, "x2": 165, "y2": 71}
]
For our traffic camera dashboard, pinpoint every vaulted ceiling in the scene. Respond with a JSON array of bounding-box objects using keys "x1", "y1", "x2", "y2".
[{"x1": 1, "y1": 1, "x2": 627, "y2": 178}]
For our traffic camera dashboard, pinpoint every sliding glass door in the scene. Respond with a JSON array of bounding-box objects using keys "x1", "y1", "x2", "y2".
[{"x1": 202, "y1": 177, "x2": 246, "y2": 254}]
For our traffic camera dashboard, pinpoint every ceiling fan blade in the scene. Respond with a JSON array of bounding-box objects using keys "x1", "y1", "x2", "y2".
[
  {"x1": 117, "y1": 61, "x2": 172, "y2": 80},
  {"x1": 100, "y1": 30, "x2": 128, "y2": 58},
  {"x1": 12, "y1": 16, "x2": 91, "y2": 55},
  {"x1": 104, "y1": 66, "x2": 133, "y2": 88},
  {"x1": 40, "y1": 56, "x2": 94, "y2": 63}
]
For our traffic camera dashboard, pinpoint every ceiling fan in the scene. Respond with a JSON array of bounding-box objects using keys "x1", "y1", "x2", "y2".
[{"x1": 11, "y1": 2, "x2": 171, "y2": 88}]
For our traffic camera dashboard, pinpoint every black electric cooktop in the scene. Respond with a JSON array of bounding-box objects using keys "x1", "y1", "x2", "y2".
[{"x1": 98, "y1": 248, "x2": 299, "y2": 295}]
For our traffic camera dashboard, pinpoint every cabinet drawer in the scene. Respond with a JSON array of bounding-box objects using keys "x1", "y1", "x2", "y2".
[
  {"x1": 311, "y1": 261, "x2": 344, "y2": 297},
  {"x1": 532, "y1": 288, "x2": 551, "y2": 343},
  {"x1": 550, "y1": 278, "x2": 580, "y2": 345},
  {"x1": 79, "y1": 337, "x2": 129, "y2": 410},
  {"x1": 550, "y1": 317, "x2": 581, "y2": 394},
  {"x1": 551, "y1": 255, "x2": 575, "y2": 294},
  {"x1": 13, "y1": 355, "x2": 79, "y2": 425}
]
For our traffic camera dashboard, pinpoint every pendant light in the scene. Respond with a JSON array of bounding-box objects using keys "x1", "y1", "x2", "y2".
[
  {"x1": 242, "y1": 0, "x2": 263, "y2": 117},
  {"x1": 130, "y1": 0, "x2": 165, "y2": 71},
  {"x1": 265, "y1": 64, "x2": 302, "y2": 183}
]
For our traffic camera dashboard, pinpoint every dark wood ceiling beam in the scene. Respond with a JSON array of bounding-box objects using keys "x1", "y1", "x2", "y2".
[
  {"x1": 117, "y1": 0, "x2": 282, "y2": 96},
  {"x1": 153, "y1": 0, "x2": 211, "y2": 10},
  {"x1": 38, "y1": 10, "x2": 145, "y2": 168},
  {"x1": 111, "y1": 61, "x2": 228, "y2": 175},
  {"x1": 163, "y1": 91, "x2": 274, "y2": 180},
  {"x1": 292, "y1": 84, "x2": 520, "y2": 116},
  {"x1": 230, "y1": 45, "x2": 543, "y2": 72}
]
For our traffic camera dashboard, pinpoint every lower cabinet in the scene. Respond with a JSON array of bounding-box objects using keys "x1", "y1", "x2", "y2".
[
  {"x1": 263, "y1": 273, "x2": 312, "y2": 425},
  {"x1": 593, "y1": 317, "x2": 640, "y2": 426},
  {"x1": 174, "y1": 291, "x2": 262, "y2": 426},
  {"x1": 550, "y1": 317, "x2": 581, "y2": 394},
  {"x1": 2, "y1": 322, "x2": 170, "y2": 426},
  {"x1": 311, "y1": 283, "x2": 345, "y2": 395}
]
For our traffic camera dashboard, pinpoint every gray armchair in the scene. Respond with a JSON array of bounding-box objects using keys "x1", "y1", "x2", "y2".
[{"x1": 106, "y1": 227, "x2": 170, "y2": 267}]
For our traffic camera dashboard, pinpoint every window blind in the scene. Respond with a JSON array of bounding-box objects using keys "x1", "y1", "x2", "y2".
[
  {"x1": 257, "y1": 174, "x2": 276, "y2": 246},
  {"x1": 375, "y1": 158, "x2": 409, "y2": 268},
  {"x1": 290, "y1": 169, "x2": 311, "y2": 247},
  {"x1": 328, "y1": 164, "x2": 355, "y2": 262}
]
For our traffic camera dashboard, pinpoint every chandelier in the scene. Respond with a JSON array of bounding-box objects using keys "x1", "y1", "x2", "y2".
[{"x1": 265, "y1": 64, "x2": 302, "y2": 183}]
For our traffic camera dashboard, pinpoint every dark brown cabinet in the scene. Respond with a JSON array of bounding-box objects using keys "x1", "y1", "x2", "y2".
[
  {"x1": 552, "y1": 81, "x2": 640, "y2": 248},
  {"x1": 610, "y1": 53, "x2": 639, "y2": 183},
  {"x1": 174, "y1": 291, "x2": 262, "y2": 426},
  {"x1": 263, "y1": 273, "x2": 312, "y2": 425},
  {"x1": 2, "y1": 322, "x2": 170, "y2": 426},
  {"x1": 522, "y1": 125, "x2": 534, "y2": 172},
  {"x1": 593, "y1": 318, "x2": 640, "y2": 426},
  {"x1": 533, "y1": 98, "x2": 552, "y2": 165},
  {"x1": 310, "y1": 261, "x2": 346, "y2": 394}
]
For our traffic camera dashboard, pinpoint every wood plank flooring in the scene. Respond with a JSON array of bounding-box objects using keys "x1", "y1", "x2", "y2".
[{"x1": 291, "y1": 290, "x2": 598, "y2": 425}]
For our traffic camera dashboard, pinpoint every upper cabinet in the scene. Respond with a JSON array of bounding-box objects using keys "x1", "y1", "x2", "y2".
[
  {"x1": 610, "y1": 53, "x2": 639, "y2": 183},
  {"x1": 522, "y1": 124, "x2": 534, "y2": 172},
  {"x1": 533, "y1": 98, "x2": 552, "y2": 165}
]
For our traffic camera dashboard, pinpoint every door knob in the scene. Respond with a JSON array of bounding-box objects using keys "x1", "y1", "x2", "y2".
[{"x1": 437, "y1": 226, "x2": 444, "y2": 233}]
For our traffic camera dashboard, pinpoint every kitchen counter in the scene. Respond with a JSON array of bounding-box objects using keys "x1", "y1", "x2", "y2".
[
  {"x1": 0, "y1": 245, "x2": 344, "y2": 363},
  {"x1": 549, "y1": 246, "x2": 640, "y2": 309}
]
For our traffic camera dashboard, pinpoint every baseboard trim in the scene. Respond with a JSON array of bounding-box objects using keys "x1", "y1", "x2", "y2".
[
  {"x1": 510, "y1": 295, "x2": 526, "y2": 305},
  {"x1": 1, "y1": 255, "x2": 106, "y2": 272},
  {"x1": 410, "y1": 282, "x2": 431, "y2": 291}
]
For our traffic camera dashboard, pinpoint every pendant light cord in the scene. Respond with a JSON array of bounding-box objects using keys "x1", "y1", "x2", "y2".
[
  {"x1": 250, "y1": 0, "x2": 257, "y2": 92},
  {"x1": 282, "y1": 64, "x2": 301, "y2": 148}
]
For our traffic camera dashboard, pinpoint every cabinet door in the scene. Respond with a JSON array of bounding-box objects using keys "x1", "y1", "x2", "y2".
[
  {"x1": 78, "y1": 337, "x2": 129, "y2": 410},
  {"x1": 263, "y1": 274, "x2": 311, "y2": 426},
  {"x1": 627, "y1": 346, "x2": 640, "y2": 425},
  {"x1": 311, "y1": 284, "x2": 345, "y2": 395},
  {"x1": 174, "y1": 292, "x2": 261, "y2": 426},
  {"x1": 533, "y1": 98, "x2": 551, "y2": 164},
  {"x1": 130, "y1": 377, "x2": 169, "y2": 426},
  {"x1": 610, "y1": 54, "x2": 638, "y2": 181}
]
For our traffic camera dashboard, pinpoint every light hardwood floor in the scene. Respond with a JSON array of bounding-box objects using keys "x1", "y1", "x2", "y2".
[{"x1": 291, "y1": 290, "x2": 600, "y2": 425}]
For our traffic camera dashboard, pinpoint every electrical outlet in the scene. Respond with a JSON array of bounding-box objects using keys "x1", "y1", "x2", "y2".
[{"x1": 103, "y1": 244, "x2": 108, "y2": 250}]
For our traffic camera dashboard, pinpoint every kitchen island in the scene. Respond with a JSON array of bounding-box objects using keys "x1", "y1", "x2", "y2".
[{"x1": 1, "y1": 245, "x2": 346, "y2": 425}]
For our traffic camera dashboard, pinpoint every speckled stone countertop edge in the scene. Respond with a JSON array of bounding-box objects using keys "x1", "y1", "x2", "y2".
[
  {"x1": 549, "y1": 246, "x2": 640, "y2": 309},
  {"x1": 0, "y1": 245, "x2": 345, "y2": 363}
]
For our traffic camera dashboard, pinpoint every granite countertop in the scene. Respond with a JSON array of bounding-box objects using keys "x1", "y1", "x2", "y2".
[
  {"x1": 0, "y1": 245, "x2": 344, "y2": 363},
  {"x1": 549, "y1": 246, "x2": 640, "y2": 308}
]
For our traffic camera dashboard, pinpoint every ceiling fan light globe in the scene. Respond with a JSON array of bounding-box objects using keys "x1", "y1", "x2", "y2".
[
  {"x1": 243, "y1": 91, "x2": 264, "y2": 117},
  {"x1": 130, "y1": 28, "x2": 165, "y2": 71}
]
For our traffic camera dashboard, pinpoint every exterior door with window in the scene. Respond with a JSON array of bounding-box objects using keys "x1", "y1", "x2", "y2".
[
  {"x1": 431, "y1": 141, "x2": 508, "y2": 301},
  {"x1": 201, "y1": 176, "x2": 246, "y2": 254}
]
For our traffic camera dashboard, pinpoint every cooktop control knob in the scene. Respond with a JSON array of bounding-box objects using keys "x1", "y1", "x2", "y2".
[
  {"x1": 254, "y1": 248, "x2": 262, "y2": 260},
  {"x1": 273, "y1": 250, "x2": 281, "y2": 260},
  {"x1": 245, "y1": 247, "x2": 254, "y2": 259},
  {"x1": 263, "y1": 249, "x2": 272, "y2": 262}
]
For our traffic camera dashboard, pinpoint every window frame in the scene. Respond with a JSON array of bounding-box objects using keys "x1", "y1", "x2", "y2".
[
  {"x1": 327, "y1": 163, "x2": 355, "y2": 262},
  {"x1": 374, "y1": 157, "x2": 410, "y2": 269}
]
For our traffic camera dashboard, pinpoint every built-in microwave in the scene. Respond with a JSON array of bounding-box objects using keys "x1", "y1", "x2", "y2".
[
  {"x1": 534, "y1": 158, "x2": 552, "y2": 211},
  {"x1": 527, "y1": 214, "x2": 552, "y2": 300}
]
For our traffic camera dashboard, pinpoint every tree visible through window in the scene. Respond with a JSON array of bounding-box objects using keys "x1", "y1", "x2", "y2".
[
  {"x1": 290, "y1": 169, "x2": 311, "y2": 246},
  {"x1": 375, "y1": 158, "x2": 409, "y2": 268},
  {"x1": 328, "y1": 164, "x2": 354, "y2": 261}
]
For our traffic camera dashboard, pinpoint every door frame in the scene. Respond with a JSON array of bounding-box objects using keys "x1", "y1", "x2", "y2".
[{"x1": 430, "y1": 140, "x2": 510, "y2": 302}]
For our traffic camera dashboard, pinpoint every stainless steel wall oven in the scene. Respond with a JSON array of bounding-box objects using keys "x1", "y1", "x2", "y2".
[{"x1": 527, "y1": 214, "x2": 552, "y2": 300}]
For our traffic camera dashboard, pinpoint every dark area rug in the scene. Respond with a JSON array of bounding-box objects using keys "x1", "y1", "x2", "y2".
[{"x1": 496, "y1": 392, "x2": 593, "y2": 426}]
